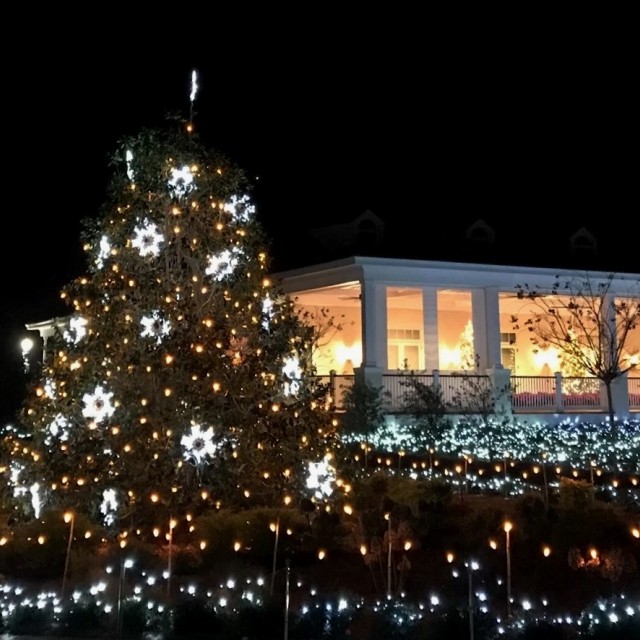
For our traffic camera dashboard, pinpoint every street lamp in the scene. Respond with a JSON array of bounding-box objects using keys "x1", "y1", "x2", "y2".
[
  {"x1": 61, "y1": 511, "x2": 75, "y2": 600},
  {"x1": 503, "y1": 520, "x2": 513, "y2": 622},
  {"x1": 20, "y1": 337, "x2": 34, "y2": 373}
]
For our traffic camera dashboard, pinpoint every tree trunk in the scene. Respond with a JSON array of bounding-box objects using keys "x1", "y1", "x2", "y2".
[{"x1": 605, "y1": 380, "x2": 615, "y2": 427}]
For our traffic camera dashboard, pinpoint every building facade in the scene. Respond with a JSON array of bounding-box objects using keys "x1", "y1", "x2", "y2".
[{"x1": 276, "y1": 256, "x2": 640, "y2": 421}]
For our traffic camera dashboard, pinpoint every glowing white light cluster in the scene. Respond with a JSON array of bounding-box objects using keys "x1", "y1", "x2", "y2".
[
  {"x1": 64, "y1": 316, "x2": 87, "y2": 344},
  {"x1": 82, "y1": 385, "x2": 115, "y2": 425},
  {"x1": 190, "y1": 70, "x2": 199, "y2": 103},
  {"x1": 8, "y1": 465, "x2": 42, "y2": 518},
  {"x1": 262, "y1": 296, "x2": 274, "y2": 330},
  {"x1": 100, "y1": 489, "x2": 118, "y2": 526},
  {"x1": 168, "y1": 165, "x2": 195, "y2": 197},
  {"x1": 224, "y1": 194, "x2": 255, "y2": 223},
  {"x1": 306, "y1": 455, "x2": 335, "y2": 499},
  {"x1": 47, "y1": 414, "x2": 70, "y2": 443},
  {"x1": 43, "y1": 379, "x2": 57, "y2": 399},
  {"x1": 205, "y1": 247, "x2": 242, "y2": 281},
  {"x1": 96, "y1": 235, "x2": 112, "y2": 269},
  {"x1": 282, "y1": 355, "x2": 302, "y2": 396},
  {"x1": 140, "y1": 311, "x2": 171, "y2": 344},
  {"x1": 181, "y1": 424, "x2": 217, "y2": 465},
  {"x1": 132, "y1": 219, "x2": 164, "y2": 257},
  {"x1": 30, "y1": 483, "x2": 42, "y2": 518},
  {"x1": 126, "y1": 149, "x2": 134, "y2": 181}
]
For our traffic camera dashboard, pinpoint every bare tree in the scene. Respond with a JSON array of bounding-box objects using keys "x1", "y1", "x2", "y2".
[{"x1": 512, "y1": 272, "x2": 640, "y2": 425}]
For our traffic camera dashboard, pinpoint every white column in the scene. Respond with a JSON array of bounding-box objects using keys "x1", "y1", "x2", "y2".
[
  {"x1": 422, "y1": 287, "x2": 439, "y2": 371},
  {"x1": 472, "y1": 288, "x2": 503, "y2": 371},
  {"x1": 359, "y1": 279, "x2": 387, "y2": 386},
  {"x1": 601, "y1": 293, "x2": 619, "y2": 370},
  {"x1": 609, "y1": 372, "x2": 631, "y2": 420}
]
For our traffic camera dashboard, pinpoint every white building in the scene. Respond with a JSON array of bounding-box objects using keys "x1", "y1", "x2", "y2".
[{"x1": 275, "y1": 256, "x2": 640, "y2": 422}]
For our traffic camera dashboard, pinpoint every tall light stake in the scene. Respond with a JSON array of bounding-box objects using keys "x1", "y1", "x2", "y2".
[
  {"x1": 385, "y1": 512, "x2": 392, "y2": 598},
  {"x1": 504, "y1": 520, "x2": 513, "y2": 622},
  {"x1": 61, "y1": 511, "x2": 75, "y2": 600},
  {"x1": 283, "y1": 558, "x2": 291, "y2": 640},
  {"x1": 270, "y1": 516, "x2": 280, "y2": 597},
  {"x1": 117, "y1": 557, "x2": 134, "y2": 639},
  {"x1": 167, "y1": 517, "x2": 176, "y2": 599},
  {"x1": 466, "y1": 559, "x2": 479, "y2": 640}
]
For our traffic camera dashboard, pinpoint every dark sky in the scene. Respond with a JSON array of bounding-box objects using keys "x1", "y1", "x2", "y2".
[{"x1": 0, "y1": 22, "x2": 635, "y2": 424}]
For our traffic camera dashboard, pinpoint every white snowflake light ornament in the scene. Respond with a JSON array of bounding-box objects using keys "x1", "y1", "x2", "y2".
[
  {"x1": 140, "y1": 311, "x2": 171, "y2": 344},
  {"x1": 282, "y1": 355, "x2": 302, "y2": 396},
  {"x1": 64, "y1": 316, "x2": 88, "y2": 344},
  {"x1": 205, "y1": 247, "x2": 242, "y2": 281},
  {"x1": 131, "y1": 220, "x2": 164, "y2": 257},
  {"x1": 82, "y1": 385, "x2": 115, "y2": 424},
  {"x1": 47, "y1": 414, "x2": 70, "y2": 443},
  {"x1": 306, "y1": 455, "x2": 335, "y2": 499},
  {"x1": 96, "y1": 235, "x2": 112, "y2": 269},
  {"x1": 168, "y1": 165, "x2": 195, "y2": 197},
  {"x1": 181, "y1": 424, "x2": 217, "y2": 465},
  {"x1": 100, "y1": 489, "x2": 118, "y2": 526},
  {"x1": 223, "y1": 194, "x2": 255, "y2": 223},
  {"x1": 262, "y1": 296, "x2": 274, "y2": 330}
]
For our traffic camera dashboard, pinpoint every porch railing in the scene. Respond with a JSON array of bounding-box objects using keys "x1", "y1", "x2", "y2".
[
  {"x1": 510, "y1": 375, "x2": 602, "y2": 412},
  {"x1": 314, "y1": 372, "x2": 639, "y2": 414},
  {"x1": 630, "y1": 377, "x2": 640, "y2": 410}
]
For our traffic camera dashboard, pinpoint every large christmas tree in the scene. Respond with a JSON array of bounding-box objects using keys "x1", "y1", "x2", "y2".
[{"x1": 2, "y1": 111, "x2": 338, "y2": 536}]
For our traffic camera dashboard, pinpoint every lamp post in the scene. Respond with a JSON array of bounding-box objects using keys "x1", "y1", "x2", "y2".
[
  {"x1": 61, "y1": 511, "x2": 75, "y2": 600},
  {"x1": 20, "y1": 337, "x2": 34, "y2": 373},
  {"x1": 504, "y1": 520, "x2": 513, "y2": 622}
]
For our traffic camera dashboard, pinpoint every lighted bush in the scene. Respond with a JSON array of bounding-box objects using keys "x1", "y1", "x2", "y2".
[
  {"x1": 3, "y1": 604, "x2": 53, "y2": 636},
  {"x1": 58, "y1": 599, "x2": 111, "y2": 637},
  {"x1": 195, "y1": 507, "x2": 310, "y2": 567},
  {"x1": 0, "y1": 508, "x2": 107, "y2": 581},
  {"x1": 558, "y1": 478, "x2": 595, "y2": 510},
  {"x1": 168, "y1": 597, "x2": 229, "y2": 639}
]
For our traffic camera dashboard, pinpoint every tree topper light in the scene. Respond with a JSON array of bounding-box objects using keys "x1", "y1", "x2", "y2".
[
  {"x1": 190, "y1": 70, "x2": 199, "y2": 104},
  {"x1": 126, "y1": 149, "x2": 134, "y2": 181}
]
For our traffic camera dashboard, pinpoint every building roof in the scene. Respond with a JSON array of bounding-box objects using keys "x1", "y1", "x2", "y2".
[{"x1": 267, "y1": 210, "x2": 637, "y2": 276}]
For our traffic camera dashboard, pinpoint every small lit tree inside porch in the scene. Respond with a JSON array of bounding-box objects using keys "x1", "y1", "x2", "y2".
[
  {"x1": 512, "y1": 273, "x2": 640, "y2": 425},
  {"x1": 1, "y1": 115, "x2": 338, "y2": 536}
]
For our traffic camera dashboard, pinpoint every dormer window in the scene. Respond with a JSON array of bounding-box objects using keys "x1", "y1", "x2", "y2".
[
  {"x1": 569, "y1": 227, "x2": 597, "y2": 257},
  {"x1": 466, "y1": 219, "x2": 495, "y2": 246}
]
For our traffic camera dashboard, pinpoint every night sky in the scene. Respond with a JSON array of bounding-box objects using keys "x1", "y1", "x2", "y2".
[{"x1": 0, "y1": 23, "x2": 635, "y2": 425}]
